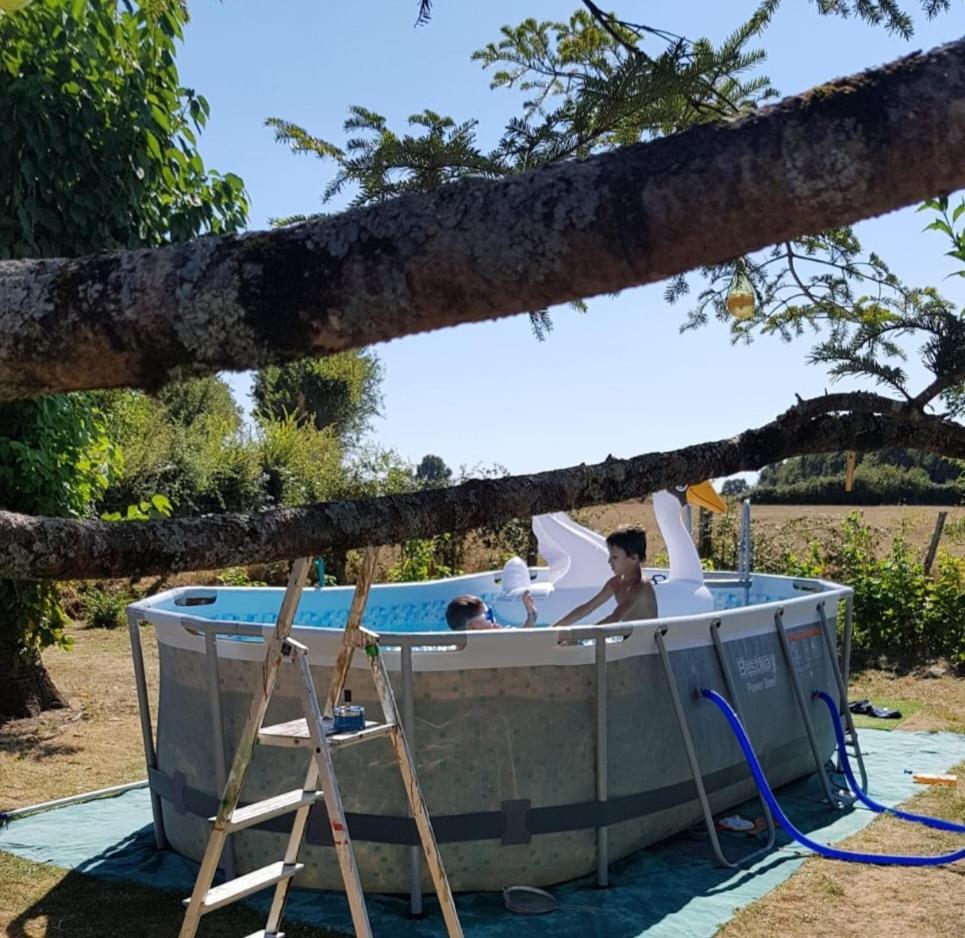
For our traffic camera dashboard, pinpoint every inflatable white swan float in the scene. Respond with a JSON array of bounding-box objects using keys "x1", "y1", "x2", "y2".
[
  {"x1": 651, "y1": 482, "x2": 726, "y2": 616},
  {"x1": 496, "y1": 482, "x2": 726, "y2": 619}
]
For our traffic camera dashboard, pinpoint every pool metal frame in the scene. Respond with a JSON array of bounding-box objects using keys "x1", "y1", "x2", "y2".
[{"x1": 128, "y1": 577, "x2": 859, "y2": 914}]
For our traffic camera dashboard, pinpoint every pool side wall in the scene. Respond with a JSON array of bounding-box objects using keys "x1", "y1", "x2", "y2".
[{"x1": 142, "y1": 581, "x2": 842, "y2": 891}]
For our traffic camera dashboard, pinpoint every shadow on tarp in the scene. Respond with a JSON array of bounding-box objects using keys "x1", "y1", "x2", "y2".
[{"x1": 1, "y1": 729, "x2": 962, "y2": 938}]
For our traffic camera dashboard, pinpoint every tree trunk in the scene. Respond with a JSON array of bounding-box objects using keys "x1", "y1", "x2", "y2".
[
  {"x1": 0, "y1": 587, "x2": 67, "y2": 722},
  {"x1": 1, "y1": 393, "x2": 962, "y2": 582},
  {"x1": 1, "y1": 39, "x2": 964, "y2": 400}
]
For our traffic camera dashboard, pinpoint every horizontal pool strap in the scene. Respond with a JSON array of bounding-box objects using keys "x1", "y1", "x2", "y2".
[{"x1": 148, "y1": 736, "x2": 806, "y2": 847}]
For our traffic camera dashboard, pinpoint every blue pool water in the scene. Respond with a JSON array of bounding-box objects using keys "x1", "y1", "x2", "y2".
[{"x1": 153, "y1": 583, "x2": 787, "y2": 635}]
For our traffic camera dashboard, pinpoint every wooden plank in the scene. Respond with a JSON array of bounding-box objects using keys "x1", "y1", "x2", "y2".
[
  {"x1": 195, "y1": 861, "x2": 304, "y2": 912},
  {"x1": 323, "y1": 547, "x2": 380, "y2": 718},
  {"x1": 179, "y1": 558, "x2": 310, "y2": 938},
  {"x1": 369, "y1": 652, "x2": 464, "y2": 938},
  {"x1": 223, "y1": 789, "x2": 322, "y2": 832}
]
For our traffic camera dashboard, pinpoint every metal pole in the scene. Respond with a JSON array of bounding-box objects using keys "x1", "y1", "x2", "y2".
[
  {"x1": 773, "y1": 610, "x2": 841, "y2": 808},
  {"x1": 708, "y1": 619, "x2": 776, "y2": 851},
  {"x1": 816, "y1": 601, "x2": 868, "y2": 793},
  {"x1": 401, "y1": 645, "x2": 423, "y2": 916},
  {"x1": 654, "y1": 627, "x2": 738, "y2": 869},
  {"x1": 740, "y1": 499, "x2": 752, "y2": 605},
  {"x1": 128, "y1": 610, "x2": 166, "y2": 849},
  {"x1": 595, "y1": 635, "x2": 609, "y2": 887},
  {"x1": 2, "y1": 779, "x2": 147, "y2": 822},
  {"x1": 842, "y1": 593, "x2": 854, "y2": 690},
  {"x1": 204, "y1": 630, "x2": 234, "y2": 879}
]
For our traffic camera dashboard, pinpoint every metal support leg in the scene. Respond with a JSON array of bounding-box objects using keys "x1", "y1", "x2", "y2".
[
  {"x1": 204, "y1": 630, "x2": 235, "y2": 879},
  {"x1": 369, "y1": 651, "x2": 463, "y2": 938},
  {"x1": 842, "y1": 594, "x2": 854, "y2": 690},
  {"x1": 655, "y1": 628, "x2": 738, "y2": 869},
  {"x1": 401, "y1": 645, "x2": 423, "y2": 916},
  {"x1": 773, "y1": 610, "x2": 842, "y2": 809},
  {"x1": 816, "y1": 602, "x2": 868, "y2": 792},
  {"x1": 708, "y1": 620, "x2": 776, "y2": 856},
  {"x1": 128, "y1": 611, "x2": 166, "y2": 850},
  {"x1": 595, "y1": 635, "x2": 609, "y2": 887}
]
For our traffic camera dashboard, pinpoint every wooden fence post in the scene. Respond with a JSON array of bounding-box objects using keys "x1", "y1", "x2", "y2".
[{"x1": 923, "y1": 511, "x2": 948, "y2": 575}]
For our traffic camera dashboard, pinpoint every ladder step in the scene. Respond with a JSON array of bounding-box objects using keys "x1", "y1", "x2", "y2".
[
  {"x1": 258, "y1": 717, "x2": 395, "y2": 750},
  {"x1": 243, "y1": 932, "x2": 284, "y2": 938},
  {"x1": 218, "y1": 789, "x2": 323, "y2": 833},
  {"x1": 185, "y1": 861, "x2": 304, "y2": 913}
]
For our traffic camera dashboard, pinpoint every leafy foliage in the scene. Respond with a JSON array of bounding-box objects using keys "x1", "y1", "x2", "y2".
[
  {"x1": 0, "y1": 0, "x2": 247, "y2": 259},
  {"x1": 80, "y1": 586, "x2": 131, "y2": 630},
  {"x1": 705, "y1": 509, "x2": 964, "y2": 665},
  {"x1": 754, "y1": 449, "x2": 965, "y2": 504},
  {"x1": 252, "y1": 351, "x2": 383, "y2": 442},
  {"x1": 0, "y1": 0, "x2": 247, "y2": 709}
]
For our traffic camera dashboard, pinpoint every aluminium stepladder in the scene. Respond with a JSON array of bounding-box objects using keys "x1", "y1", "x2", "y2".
[{"x1": 179, "y1": 551, "x2": 463, "y2": 938}]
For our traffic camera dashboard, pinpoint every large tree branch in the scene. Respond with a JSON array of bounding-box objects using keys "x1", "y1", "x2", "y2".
[
  {"x1": 1, "y1": 396, "x2": 960, "y2": 581},
  {"x1": 2, "y1": 40, "x2": 965, "y2": 399}
]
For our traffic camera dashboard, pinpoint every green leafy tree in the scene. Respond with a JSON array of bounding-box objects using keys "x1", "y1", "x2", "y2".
[
  {"x1": 0, "y1": 0, "x2": 247, "y2": 718},
  {"x1": 252, "y1": 351, "x2": 383, "y2": 442},
  {"x1": 415, "y1": 454, "x2": 452, "y2": 486},
  {"x1": 721, "y1": 478, "x2": 750, "y2": 497}
]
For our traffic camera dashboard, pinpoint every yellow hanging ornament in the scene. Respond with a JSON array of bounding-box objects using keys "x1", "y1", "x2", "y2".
[
  {"x1": 0, "y1": 0, "x2": 34, "y2": 12},
  {"x1": 726, "y1": 265, "x2": 756, "y2": 320}
]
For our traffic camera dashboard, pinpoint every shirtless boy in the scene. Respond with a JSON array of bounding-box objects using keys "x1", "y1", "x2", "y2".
[{"x1": 551, "y1": 526, "x2": 657, "y2": 627}]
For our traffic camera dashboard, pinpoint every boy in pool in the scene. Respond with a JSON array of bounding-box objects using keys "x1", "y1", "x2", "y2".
[
  {"x1": 551, "y1": 526, "x2": 657, "y2": 627},
  {"x1": 445, "y1": 592, "x2": 538, "y2": 630}
]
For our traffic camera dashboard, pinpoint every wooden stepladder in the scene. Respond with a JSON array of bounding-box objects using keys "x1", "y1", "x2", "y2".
[{"x1": 179, "y1": 550, "x2": 463, "y2": 938}]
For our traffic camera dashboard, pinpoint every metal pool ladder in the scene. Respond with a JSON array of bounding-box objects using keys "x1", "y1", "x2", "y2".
[{"x1": 179, "y1": 551, "x2": 463, "y2": 938}]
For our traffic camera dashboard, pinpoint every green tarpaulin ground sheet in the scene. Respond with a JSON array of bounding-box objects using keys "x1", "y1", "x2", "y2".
[{"x1": 2, "y1": 729, "x2": 962, "y2": 937}]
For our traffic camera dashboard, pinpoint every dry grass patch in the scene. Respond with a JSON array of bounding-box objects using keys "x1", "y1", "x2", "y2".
[
  {"x1": 0, "y1": 623, "x2": 158, "y2": 809},
  {"x1": 719, "y1": 761, "x2": 965, "y2": 938},
  {"x1": 850, "y1": 670, "x2": 965, "y2": 734}
]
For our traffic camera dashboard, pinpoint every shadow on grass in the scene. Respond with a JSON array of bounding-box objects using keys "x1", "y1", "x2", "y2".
[{"x1": 4, "y1": 864, "x2": 345, "y2": 938}]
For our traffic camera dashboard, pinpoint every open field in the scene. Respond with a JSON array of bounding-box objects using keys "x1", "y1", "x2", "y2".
[
  {"x1": 1, "y1": 619, "x2": 963, "y2": 938},
  {"x1": 572, "y1": 501, "x2": 965, "y2": 563}
]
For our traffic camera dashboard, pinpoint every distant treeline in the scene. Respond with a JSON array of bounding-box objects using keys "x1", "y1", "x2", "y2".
[{"x1": 751, "y1": 449, "x2": 964, "y2": 505}]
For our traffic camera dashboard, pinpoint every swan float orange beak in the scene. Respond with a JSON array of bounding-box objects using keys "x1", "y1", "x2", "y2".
[{"x1": 686, "y1": 480, "x2": 727, "y2": 513}]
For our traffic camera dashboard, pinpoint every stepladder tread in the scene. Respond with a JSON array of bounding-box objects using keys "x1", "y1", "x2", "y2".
[
  {"x1": 243, "y1": 931, "x2": 284, "y2": 938},
  {"x1": 258, "y1": 717, "x2": 394, "y2": 749},
  {"x1": 185, "y1": 861, "x2": 304, "y2": 912},
  {"x1": 218, "y1": 788, "x2": 323, "y2": 832}
]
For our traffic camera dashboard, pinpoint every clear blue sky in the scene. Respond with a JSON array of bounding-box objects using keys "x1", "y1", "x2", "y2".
[{"x1": 177, "y1": 1, "x2": 965, "y2": 478}]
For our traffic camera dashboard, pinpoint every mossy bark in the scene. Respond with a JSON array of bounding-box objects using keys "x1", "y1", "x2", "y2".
[{"x1": 1, "y1": 40, "x2": 965, "y2": 399}]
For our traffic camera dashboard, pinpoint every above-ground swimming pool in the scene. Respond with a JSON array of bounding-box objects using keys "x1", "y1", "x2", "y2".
[{"x1": 128, "y1": 568, "x2": 853, "y2": 900}]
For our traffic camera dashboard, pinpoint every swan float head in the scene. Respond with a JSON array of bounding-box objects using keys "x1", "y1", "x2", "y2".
[
  {"x1": 652, "y1": 481, "x2": 727, "y2": 617},
  {"x1": 668, "y1": 480, "x2": 727, "y2": 514}
]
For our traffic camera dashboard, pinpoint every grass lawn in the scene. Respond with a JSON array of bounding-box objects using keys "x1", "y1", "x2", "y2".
[
  {"x1": 1, "y1": 621, "x2": 962, "y2": 938},
  {"x1": 850, "y1": 697, "x2": 923, "y2": 731}
]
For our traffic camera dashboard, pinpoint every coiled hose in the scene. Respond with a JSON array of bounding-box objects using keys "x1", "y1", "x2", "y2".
[
  {"x1": 814, "y1": 690, "x2": 965, "y2": 834},
  {"x1": 701, "y1": 688, "x2": 965, "y2": 866}
]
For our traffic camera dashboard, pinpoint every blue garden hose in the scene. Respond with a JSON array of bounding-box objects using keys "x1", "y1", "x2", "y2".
[
  {"x1": 700, "y1": 688, "x2": 965, "y2": 866},
  {"x1": 814, "y1": 690, "x2": 965, "y2": 834}
]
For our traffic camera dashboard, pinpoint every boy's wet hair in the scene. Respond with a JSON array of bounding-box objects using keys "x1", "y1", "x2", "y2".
[
  {"x1": 606, "y1": 526, "x2": 647, "y2": 562},
  {"x1": 445, "y1": 594, "x2": 485, "y2": 631}
]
